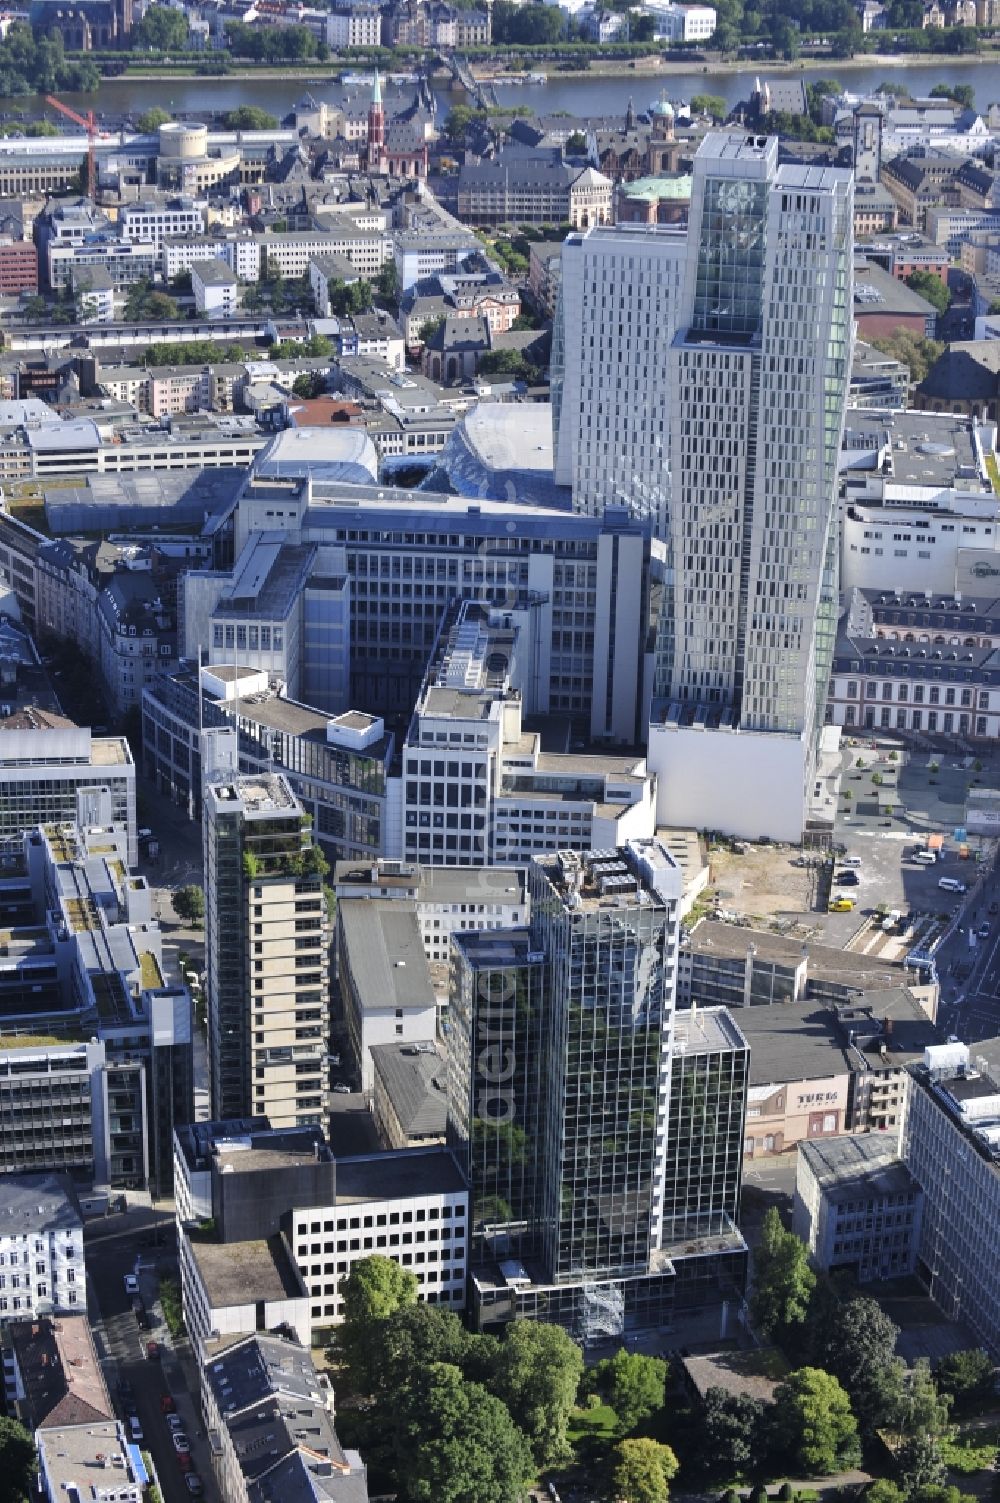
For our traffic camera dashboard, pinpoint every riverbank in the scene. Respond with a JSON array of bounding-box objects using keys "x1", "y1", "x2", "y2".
[{"x1": 473, "y1": 48, "x2": 1000, "y2": 80}]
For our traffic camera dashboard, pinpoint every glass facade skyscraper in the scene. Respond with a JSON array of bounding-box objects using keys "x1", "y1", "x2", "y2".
[{"x1": 452, "y1": 842, "x2": 748, "y2": 1339}]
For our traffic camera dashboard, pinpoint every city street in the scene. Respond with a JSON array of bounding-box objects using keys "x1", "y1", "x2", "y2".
[{"x1": 85, "y1": 1210, "x2": 218, "y2": 1503}]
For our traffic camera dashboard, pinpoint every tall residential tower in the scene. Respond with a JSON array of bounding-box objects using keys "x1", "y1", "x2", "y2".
[
  {"x1": 555, "y1": 134, "x2": 854, "y2": 840},
  {"x1": 204, "y1": 773, "x2": 329, "y2": 1128}
]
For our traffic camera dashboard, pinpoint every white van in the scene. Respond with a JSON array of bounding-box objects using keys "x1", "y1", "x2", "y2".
[
  {"x1": 913, "y1": 850, "x2": 936, "y2": 865},
  {"x1": 939, "y1": 877, "x2": 967, "y2": 893},
  {"x1": 129, "y1": 1416, "x2": 144, "y2": 1443},
  {"x1": 882, "y1": 910, "x2": 901, "y2": 932},
  {"x1": 842, "y1": 856, "x2": 862, "y2": 868}
]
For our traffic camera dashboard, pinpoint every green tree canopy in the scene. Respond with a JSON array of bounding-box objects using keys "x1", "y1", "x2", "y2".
[
  {"x1": 133, "y1": 4, "x2": 189, "y2": 49},
  {"x1": 693, "y1": 1387, "x2": 767, "y2": 1482},
  {"x1": 328, "y1": 278, "x2": 373, "y2": 317},
  {"x1": 173, "y1": 885, "x2": 205, "y2": 923},
  {"x1": 338, "y1": 1255, "x2": 418, "y2": 1388},
  {"x1": 905, "y1": 270, "x2": 950, "y2": 316},
  {"x1": 895, "y1": 1358, "x2": 952, "y2": 1440},
  {"x1": 898, "y1": 1433, "x2": 947, "y2": 1495},
  {"x1": 487, "y1": 1321, "x2": 583, "y2": 1466},
  {"x1": 612, "y1": 1438, "x2": 679, "y2": 1503},
  {"x1": 377, "y1": 258, "x2": 400, "y2": 305},
  {"x1": 493, "y1": 0, "x2": 567, "y2": 42},
  {"x1": 869, "y1": 329, "x2": 944, "y2": 386},
  {"x1": 808, "y1": 1291, "x2": 903, "y2": 1435},
  {"x1": 770, "y1": 1367, "x2": 861, "y2": 1476},
  {"x1": 369, "y1": 1304, "x2": 472, "y2": 1397},
  {"x1": 0, "y1": 1416, "x2": 34, "y2": 1503},
  {"x1": 223, "y1": 105, "x2": 279, "y2": 130},
  {"x1": 393, "y1": 1361, "x2": 533, "y2": 1503},
  {"x1": 593, "y1": 1349, "x2": 668, "y2": 1437},
  {"x1": 866, "y1": 1483, "x2": 906, "y2": 1503},
  {"x1": 565, "y1": 130, "x2": 588, "y2": 154},
  {"x1": 750, "y1": 1208, "x2": 815, "y2": 1339},
  {"x1": 291, "y1": 372, "x2": 325, "y2": 399},
  {"x1": 138, "y1": 107, "x2": 172, "y2": 132},
  {"x1": 690, "y1": 93, "x2": 727, "y2": 119},
  {"x1": 935, "y1": 1348, "x2": 995, "y2": 1409},
  {"x1": 930, "y1": 81, "x2": 975, "y2": 108}
]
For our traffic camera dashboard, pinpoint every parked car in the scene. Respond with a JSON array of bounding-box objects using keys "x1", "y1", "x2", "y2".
[
  {"x1": 332, "y1": 1083, "x2": 351, "y2": 1095},
  {"x1": 123, "y1": 1273, "x2": 139, "y2": 1295},
  {"x1": 177, "y1": 1453, "x2": 194, "y2": 1474},
  {"x1": 172, "y1": 1432, "x2": 191, "y2": 1454},
  {"x1": 835, "y1": 871, "x2": 859, "y2": 886},
  {"x1": 160, "y1": 1394, "x2": 176, "y2": 1415},
  {"x1": 146, "y1": 1339, "x2": 160, "y2": 1360},
  {"x1": 166, "y1": 1414, "x2": 184, "y2": 1432},
  {"x1": 978, "y1": 923, "x2": 991, "y2": 940},
  {"x1": 185, "y1": 1478, "x2": 204, "y2": 1498},
  {"x1": 829, "y1": 897, "x2": 854, "y2": 912}
]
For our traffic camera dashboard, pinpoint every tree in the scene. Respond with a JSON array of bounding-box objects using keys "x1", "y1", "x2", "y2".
[
  {"x1": 138, "y1": 107, "x2": 172, "y2": 132},
  {"x1": 597, "y1": 1349, "x2": 668, "y2": 1437},
  {"x1": 749, "y1": 1208, "x2": 815, "y2": 1339},
  {"x1": 898, "y1": 1433, "x2": 947, "y2": 1495},
  {"x1": 478, "y1": 348, "x2": 540, "y2": 384},
  {"x1": 935, "y1": 1349, "x2": 995, "y2": 1410},
  {"x1": 808, "y1": 1292, "x2": 904, "y2": 1435},
  {"x1": 133, "y1": 4, "x2": 189, "y2": 49},
  {"x1": 930, "y1": 81, "x2": 975, "y2": 108},
  {"x1": 894, "y1": 1359, "x2": 951, "y2": 1440},
  {"x1": 690, "y1": 93, "x2": 727, "y2": 119},
  {"x1": 338, "y1": 1255, "x2": 418, "y2": 1388},
  {"x1": 869, "y1": 330, "x2": 944, "y2": 386},
  {"x1": 493, "y1": 0, "x2": 566, "y2": 43},
  {"x1": 694, "y1": 1387, "x2": 767, "y2": 1482},
  {"x1": 173, "y1": 885, "x2": 205, "y2": 924},
  {"x1": 328, "y1": 278, "x2": 372, "y2": 317},
  {"x1": 905, "y1": 270, "x2": 950, "y2": 316},
  {"x1": 144, "y1": 290, "x2": 179, "y2": 320},
  {"x1": 369, "y1": 1304, "x2": 471, "y2": 1398},
  {"x1": 393, "y1": 1362, "x2": 533, "y2": 1503},
  {"x1": 770, "y1": 1368, "x2": 861, "y2": 1476},
  {"x1": 223, "y1": 106, "x2": 279, "y2": 131},
  {"x1": 866, "y1": 1484, "x2": 906, "y2": 1503},
  {"x1": 377, "y1": 258, "x2": 400, "y2": 305},
  {"x1": 487, "y1": 1322, "x2": 583, "y2": 1466},
  {"x1": 0, "y1": 1416, "x2": 34, "y2": 1503},
  {"x1": 292, "y1": 372, "x2": 324, "y2": 399},
  {"x1": 612, "y1": 1439, "x2": 679, "y2": 1503},
  {"x1": 565, "y1": 130, "x2": 588, "y2": 154}
]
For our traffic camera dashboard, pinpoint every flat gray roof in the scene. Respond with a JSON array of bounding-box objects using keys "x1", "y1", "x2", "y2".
[
  {"x1": 370, "y1": 1042, "x2": 448, "y2": 1139},
  {"x1": 737, "y1": 1003, "x2": 854, "y2": 1086},
  {"x1": 334, "y1": 860, "x2": 525, "y2": 905},
  {"x1": 189, "y1": 1234, "x2": 305, "y2": 1308},
  {"x1": 338, "y1": 901, "x2": 435, "y2": 1012},
  {"x1": 673, "y1": 1005, "x2": 748, "y2": 1057},
  {"x1": 799, "y1": 1132, "x2": 917, "y2": 1202},
  {"x1": 687, "y1": 919, "x2": 907, "y2": 988},
  {"x1": 333, "y1": 1148, "x2": 466, "y2": 1204}
]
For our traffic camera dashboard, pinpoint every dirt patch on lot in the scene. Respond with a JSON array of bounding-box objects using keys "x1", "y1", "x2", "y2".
[{"x1": 707, "y1": 844, "x2": 821, "y2": 926}]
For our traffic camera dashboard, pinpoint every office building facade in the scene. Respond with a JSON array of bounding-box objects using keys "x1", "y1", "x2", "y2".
[{"x1": 204, "y1": 773, "x2": 329, "y2": 1128}]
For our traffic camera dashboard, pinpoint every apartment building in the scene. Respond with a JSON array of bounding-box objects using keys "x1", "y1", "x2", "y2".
[
  {"x1": 0, "y1": 716, "x2": 136, "y2": 864},
  {"x1": 902, "y1": 1040, "x2": 1000, "y2": 1356},
  {"x1": 199, "y1": 1334, "x2": 368, "y2": 1503},
  {"x1": 259, "y1": 226, "x2": 391, "y2": 281},
  {"x1": 37, "y1": 1424, "x2": 144, "y2": 1503},
  {"x1": 393, "y1": 228, "x2": 485, "y2": 293},
  {"x1": 326, "y1": 2, "x2": 382, "y2": 45},
  {"x1": 203, "y1": 773, "x2": 329, "y2": 1128},
  {"x1": 553, "y1": 222, "x2": 685, "y2": 534},
  {"x1": 0, "y1": 241, "x2": 38, "y2": 295},
  {"x1": 119, "y1": 196, "x2": 205, "y2": 250},
  {"x1": 142, "y1": 666, "x2": 393, "y2": 856},
  {"x1": 162, "y1": 232, "x2": 261, "y2": 282},
  {"x1": 174, "y1": 1119, "x2": 468, "y2": 1340},
  {"x1": 0, "y1": 823, "x2": 193, "y2": 1194},
  {"x1": 1, "y1": 1314, "x2": 113, "y2": 1431},
  {"x1": 192, "y1": 258, "x2": 238, "y2": 320},
  {"x1": 47, "y1": 239, "x2": 158, "y2": 291},
  {"x1": 230, "y1": 479, "x2": 656, "y2": 735},
  {"x1": 828, "y1": 589, "x2": 1000, "y2": 740},
  {"x1": 400, "y1": 599, "x2": 655, "y2": 865},
  {"x1": 337, "y1": 901, "x2": 438, "y2": 1091},
  {"x1": 793, "y1": 1133, "x2": 924, "y2": 1283},
  {"x1": 0, "y1": 1174, "x2": 85, "y2": 1320},
  {"x1": 457, "y1": 155, "x2": 613, "y2": 229},
  {"x1": 333, "y1": 859, "x2": 527, "y2": 965}
]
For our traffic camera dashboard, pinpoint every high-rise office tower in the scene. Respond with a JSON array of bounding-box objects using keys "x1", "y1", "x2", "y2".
[
  {"x1": 552, "y1": 223, "x2": 686, "y2": 536},
  {"x1": 451, "y1": 840, "x2": 748, "y2": 1338},
  {"x1": 204, "y1": 773, "x2": 329, "y2": 1128},
  {"x1": 555, "y1": 134, "x2": 853, "y2": 841},
  {"x1": 663, "y1": 1007, "x2": 748, "y2": 1245}
]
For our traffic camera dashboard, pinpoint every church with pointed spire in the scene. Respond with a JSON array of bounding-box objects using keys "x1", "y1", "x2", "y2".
[{"x1": 363, "y1": 71, "x2": 429, "y2": 178}]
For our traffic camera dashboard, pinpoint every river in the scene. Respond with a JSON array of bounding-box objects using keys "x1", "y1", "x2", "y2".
[{"x1": 16, "y1": 55, "x2": 1000, "y2": 126}]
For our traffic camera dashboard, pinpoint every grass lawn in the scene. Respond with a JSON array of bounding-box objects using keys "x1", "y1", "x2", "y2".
[
  {"x1": 567, "y1": 1402, "x2": 619, "y2": 1449},
  {"x1": 941, "y1": 1425, "x2": 1000, "y2": 1475}
]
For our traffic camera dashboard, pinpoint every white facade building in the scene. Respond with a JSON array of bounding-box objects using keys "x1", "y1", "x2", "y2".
[
  {"x1": 191, "y1": 257, "x2": 239, "y2": 320},
  {"x1": 337, "y1": 900, "x2": 439, "y2": 1091},
  {"x1": 334, "y1": 859, "x2": 527, "y2": 966},
  {"x1": 0, "y1": 1175, "x2": 85, "y2": 1321},
  {"x1": 793, "y1": 1132, "x2": 923, "y2": 1282},
  {"x1": 553, "y1": 223, "x2": 685, "y2": 534},
  {"x1": 326, "y1": 4, "x2": 382, "y2": 46},
  {"x1": 643, "y1": 1, "x2": 717, "y2": 40},
  {"x1": 37, "y1": 1423, "x2": 143, "y2": 1503},
  {"x1": 119, "y1": 197, "x2": 205, "y2": 250}
]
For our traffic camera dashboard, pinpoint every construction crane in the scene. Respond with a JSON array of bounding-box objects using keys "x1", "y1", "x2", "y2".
[{"x1": 44, "y1": 95, "x2": 104, "y2": 201}]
